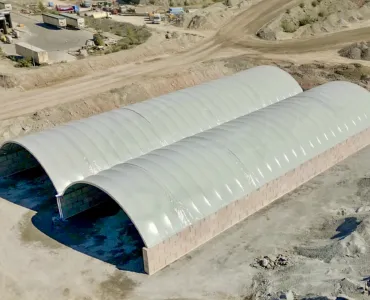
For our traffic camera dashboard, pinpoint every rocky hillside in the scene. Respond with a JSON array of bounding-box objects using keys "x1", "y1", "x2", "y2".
[{"x1": 257, "y1": 0, "x2": 370, "y2": 40}]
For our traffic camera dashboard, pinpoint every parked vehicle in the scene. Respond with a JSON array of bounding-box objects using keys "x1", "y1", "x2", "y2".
[
  {"x1": 59, "y1": 13, "x2": 85, "y2": 29},
  {"x1": 42, "y1": 13, "x2": 67, "y2": 28},
  {"x1": 55, "y1": 5, "x2": 76, "y2": 12},
  {"x1": 152, "y1": 13, "x2": 161, "y2": 24}
]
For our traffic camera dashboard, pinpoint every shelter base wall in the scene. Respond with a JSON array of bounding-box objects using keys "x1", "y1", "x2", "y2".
[
  {"x1": 57, "y1": 186, "x2": 108, "y2": 219},
  {"x1": 0, "y1": 149, "x2": 39, "y2": 177},
  {"x1": 142, "y1": 127, "x2": 370, "y2": 275}
]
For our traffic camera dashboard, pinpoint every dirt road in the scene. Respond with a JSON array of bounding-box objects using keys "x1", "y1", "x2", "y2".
[
  {"x1": 111, "y1": 15, "x2": 213, "y2": 37},
  {"x1": 0, "y1": 41, "x2": 221, "y2": 121},
  {"x1": 217, "y1": 0, "x2": 370, "y2": 53},
  {"x1": 2, "y1": 0, "x2": 370, "y2": 120}
]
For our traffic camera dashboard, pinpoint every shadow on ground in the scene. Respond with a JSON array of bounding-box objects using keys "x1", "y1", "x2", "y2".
[
  {"x1": 331, "y1": 217, "x2": 361, "y2": 240},
  {"x1": 35, "y1": 23, "x2": 63, "y2": 30},
  {"x1": 0, "y1": 167, "x2": 145, "y2": 273}
]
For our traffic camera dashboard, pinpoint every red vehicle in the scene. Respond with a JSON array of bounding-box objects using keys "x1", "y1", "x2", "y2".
[{"x1": 55, "y1": 5, "x2": 74, "y2": 12}]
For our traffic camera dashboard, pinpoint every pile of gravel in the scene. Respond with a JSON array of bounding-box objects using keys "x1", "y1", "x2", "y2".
[
  {"x1": 251, "y1": 254, "x2": 289, "y2": 269},
  {"x1": 339, "y1": 41, "x2": 370, "y2": 60}
]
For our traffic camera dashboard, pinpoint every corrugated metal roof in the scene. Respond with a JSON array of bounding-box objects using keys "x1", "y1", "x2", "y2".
[
  {"x1": 0, "y1": 66, "x2": 302, "y2": 194},
  {"x1": 63, "y1": 81, "x2": 370, "y2": 248}
]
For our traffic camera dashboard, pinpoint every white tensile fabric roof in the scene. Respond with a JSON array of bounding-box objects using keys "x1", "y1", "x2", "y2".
[
  {"x1": 63, "y1": 81, "x2": 370, "y2": 247},
  {"x1": 0, "y1": 66, "x2": 301, "y2": 195}
]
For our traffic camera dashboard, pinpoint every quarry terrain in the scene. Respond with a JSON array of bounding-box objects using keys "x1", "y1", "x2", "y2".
[
  {"x1": 257, "y1": 0, "x2": 370, "y2": 41},
  {"x1": 3, "y1": 0, "x2": 370, "y2": 299}
]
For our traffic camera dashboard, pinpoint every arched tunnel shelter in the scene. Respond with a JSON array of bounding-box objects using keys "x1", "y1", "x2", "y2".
[
  {"x1": 2, "y1": 72, "x2": 370, "y2": 275},
  {"x1": 0, "y1": 66, "x2": 302, "y2": 197},
  {"x1": 56, "y1": 82, "x2": 370, "y2": 274}
]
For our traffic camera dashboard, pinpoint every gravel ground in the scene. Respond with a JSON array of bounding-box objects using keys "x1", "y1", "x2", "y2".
[{"x1": 11, "y1": 13, "x2": 93, "y2": 51}]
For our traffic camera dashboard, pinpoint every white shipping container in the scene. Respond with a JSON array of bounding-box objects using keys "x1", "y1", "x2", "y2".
[
  {"x1": 91, "y1": 11, "x2": 111, "y2": 19},
  {"x1": 42, "y1": 13, "x2": 67, "y2": 28},
  {"x1": 15, "y1": 42, "x2": 49, "y2": 64},
  {"x1": 59, "y1": 13, "x2": 85, "y2": 29}
]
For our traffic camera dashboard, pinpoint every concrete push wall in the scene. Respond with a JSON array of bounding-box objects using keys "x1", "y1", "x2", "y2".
[
  {"x1": 57, "y1": 185, "x2": 110, "y2": 219},
  {"x1": 142, "y1": 127, "x2": 370, "y2": 275},
  {"x1": 15, "y1": 42, "x2": 48, "y2": 64}
]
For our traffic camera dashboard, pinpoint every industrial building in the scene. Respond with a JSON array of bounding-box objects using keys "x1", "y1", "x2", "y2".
[{"x1": 1, "y1": 67, "x2": 369, "y2": 275}]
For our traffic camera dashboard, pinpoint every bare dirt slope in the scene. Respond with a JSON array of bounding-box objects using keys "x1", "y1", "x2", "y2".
[
  {"x1": 257, "y1": 0, "x2": 370, "y2": 41},
  {"x1": 0, "y1": 39, "x2": 222, "y2": 121},
  {"x1": 3, "y1": 56, "x2": 370, "y2": 141}
]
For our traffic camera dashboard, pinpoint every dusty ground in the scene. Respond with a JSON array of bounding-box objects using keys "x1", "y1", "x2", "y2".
[
  {"x1": 10, "y1": 13, "x2": 93, "y2": 51},
  {"x1": 111, "y1": 14, "x2": 214, "y2": 36},
  {"x1": 182, "y1": 2, "x2": 249, "y2": 30},
  {"x1": 3, "y1": 0, "x2": 370, "y2": 298}
]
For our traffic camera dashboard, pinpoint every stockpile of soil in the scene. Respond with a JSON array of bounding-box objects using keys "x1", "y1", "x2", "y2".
[
  {"x1": 257, "y1": 0, "x2": 370, "y2": 40},
  {"x1": 183, "y1": 2, "x2": 247, "y2": 30},
  {"x1": 339, "y1": 41, "x2": 370, "y2": 60},
  {"x1": 184, "y1": 3, "x2": 232, "y2": 30}
]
